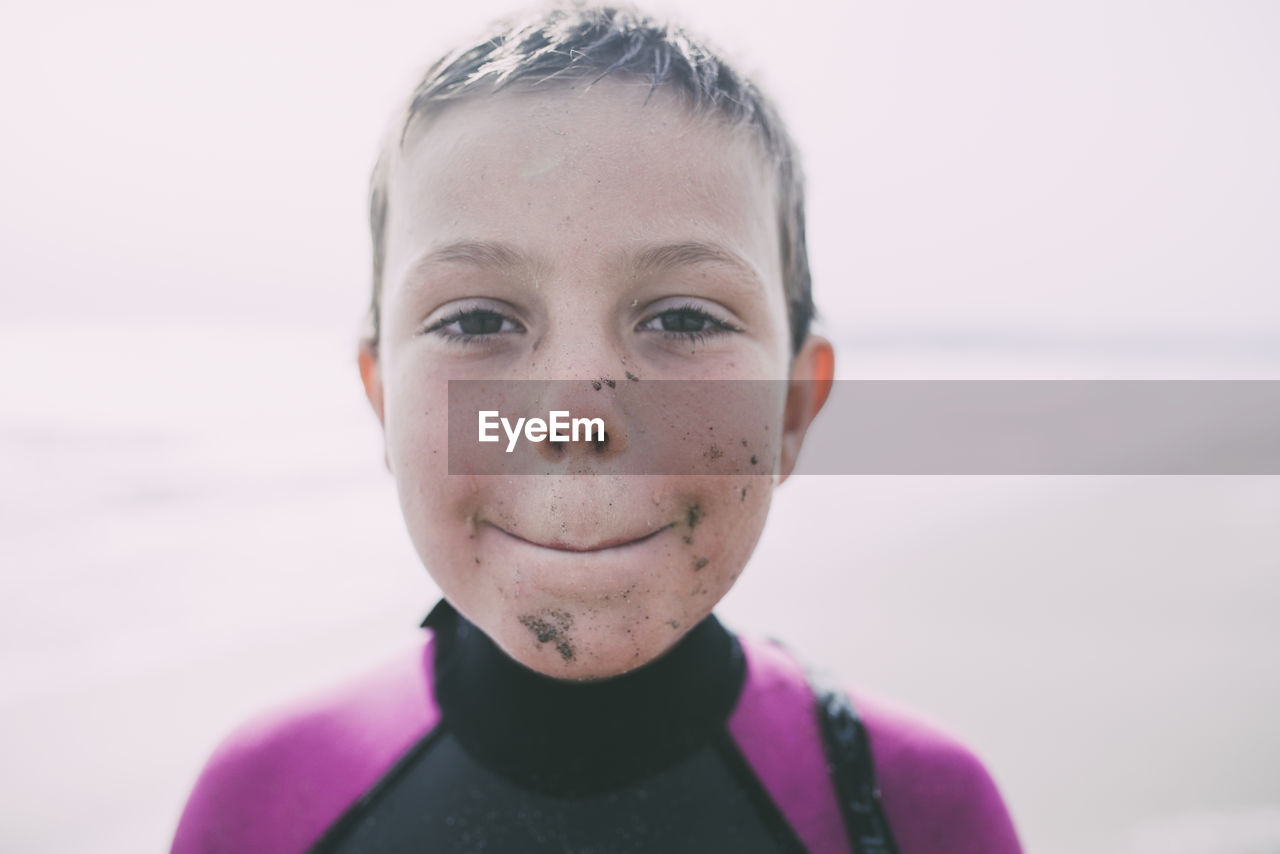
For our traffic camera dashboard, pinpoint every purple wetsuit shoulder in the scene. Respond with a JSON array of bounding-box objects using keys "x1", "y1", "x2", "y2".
[
  {"x1": 173, "y1": 629, "x2": 1019, "y2": 854},
  {"x1": 730, "y1": 636, "x2": 853, "y2": 854},
  {"x1": 731, "y1": 635, "x2": 1022, "y2": 854},
  {"x1": 849, "y1": 687, "x2": 1022, "y2": 854},
  {"x1": 171, "y1": 638, "x2": 440, "y2": 854}
]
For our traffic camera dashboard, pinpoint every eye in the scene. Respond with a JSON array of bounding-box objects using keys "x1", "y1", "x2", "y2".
[
  {"x1": 637, "y1": 303, "x2": 740, "y2": 343},
  {"x1": 422, "y1": 305, "x2": 524, "y2": 343}
]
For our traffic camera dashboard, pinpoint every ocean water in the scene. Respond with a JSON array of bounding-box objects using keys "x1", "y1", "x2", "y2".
[{"x1": 2, "y1": 319, "x2": 1278, "y2": 853}]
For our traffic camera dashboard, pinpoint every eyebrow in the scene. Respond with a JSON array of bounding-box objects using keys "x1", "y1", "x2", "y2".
[
  {"x1": 400, "y1": 239, "x2": 765, "y2": 293},
  {"x1": 396, "y1": 240, "x2": 540, "y2": 297},
  {"x1": 626, "y1": 241, "x2": 766, "y2": 294},
  {"x1": 419, "y1": 240, "x2": 529, "y2": 269}
]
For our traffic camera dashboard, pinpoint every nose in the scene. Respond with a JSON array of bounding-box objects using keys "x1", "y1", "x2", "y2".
[
  {"x1": 520, "y1": 300, "x2": 635, "y2": 465},
  {"x1": 531, "y1": 377, "x2": 629, "y2": 465}
]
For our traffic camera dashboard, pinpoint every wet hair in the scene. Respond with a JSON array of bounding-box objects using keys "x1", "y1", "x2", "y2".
[{"x1": 362, "y1": 2, "x2": 812, "y2": 356}]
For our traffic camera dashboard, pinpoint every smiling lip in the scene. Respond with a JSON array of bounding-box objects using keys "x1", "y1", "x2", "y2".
[{"x1": 486, "y1": 521, "x2": 675, "y2": 553}]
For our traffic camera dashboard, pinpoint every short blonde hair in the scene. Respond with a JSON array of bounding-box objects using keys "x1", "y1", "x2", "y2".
[{"x1": 363, "y1": 3, "x2": 812, "y2": 356}]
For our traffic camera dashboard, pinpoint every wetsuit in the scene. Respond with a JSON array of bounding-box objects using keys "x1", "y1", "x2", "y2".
[{"x1": 172, "y1": 601, "x2": 1022, "y2": 853}]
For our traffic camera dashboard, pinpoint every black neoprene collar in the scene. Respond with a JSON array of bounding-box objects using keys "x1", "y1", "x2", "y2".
[{"x1": 424, "y1": 599, "x2": 746, "y2": 797}]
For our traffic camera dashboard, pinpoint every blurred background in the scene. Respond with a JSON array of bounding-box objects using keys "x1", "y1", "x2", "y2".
[{"x1": 2, "y1": 1, "x2": 1277, "y2": 852}]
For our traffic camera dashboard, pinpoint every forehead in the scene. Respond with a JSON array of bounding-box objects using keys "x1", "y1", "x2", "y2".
[{"x1": 381, "y1": 79, "x2": 782, "y2": 296}]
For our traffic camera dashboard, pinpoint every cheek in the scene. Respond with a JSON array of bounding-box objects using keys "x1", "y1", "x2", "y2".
[
  {"x1": 382, "y1": 361, "x2": 474, "y2": 576},
  {"x1": 624, "y1": 380, "x2": 785, "y2": 480},
  {"x1": 663, "y1": 475, "x2": 774, "y2": 618},
  {"x1": 383, "y1": 353, "x2": 445, "y2": 472}
]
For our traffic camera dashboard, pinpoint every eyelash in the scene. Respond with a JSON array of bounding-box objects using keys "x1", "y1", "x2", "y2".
[
  {"x1": 422, "y1": 307, "x2": 524, "y2": 345},
  {"x1": 421, "y1": 302, "x2": 740, "y2": 346},
  {"x1": 637, "y1": 303, "x2": 741, "y2": 344}
]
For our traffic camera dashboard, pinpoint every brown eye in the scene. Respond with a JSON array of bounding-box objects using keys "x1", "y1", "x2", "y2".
[
  {"x1": 424, "y1": 305, "x2": 524, "y2": 342},
  {"x1": 657, "y1": 308, "x2": 709, "y2": 333},
  {"x1": 637, "y1": 302, "x2": 739, "y2": 343},
  {"x1": 458, "y1": 310, "x2": 504, "y2": 335}
]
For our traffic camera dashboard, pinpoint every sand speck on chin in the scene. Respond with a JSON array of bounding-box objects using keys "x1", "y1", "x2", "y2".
[
  {"x1": 519, "y1": 609, "x2": 576, "y2": 661},
  {"x1": 682, "y1": 503, "x2": 703, "y2": 544}
]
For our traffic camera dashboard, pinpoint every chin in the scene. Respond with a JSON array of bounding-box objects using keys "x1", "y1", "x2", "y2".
[
  {"x1": 484, "y1": 593, "x2": 711, "y2": 682},
  {"x1": 416, "y1": 477, "x2": 772, "y2": 680}
]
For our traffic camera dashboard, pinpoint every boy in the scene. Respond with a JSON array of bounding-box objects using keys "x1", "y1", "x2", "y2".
[{"x1": 173, "y1": 5, "x2": 1022, "y2": 852}]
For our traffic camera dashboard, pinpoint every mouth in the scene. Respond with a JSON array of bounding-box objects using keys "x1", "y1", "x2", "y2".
[{"x1": 484, "y1": 521, "x2": 676, "y2": 553}]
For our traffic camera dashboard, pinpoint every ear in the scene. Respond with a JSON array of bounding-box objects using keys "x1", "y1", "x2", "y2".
[
  {"x1": 778, "y1": 334, "x2": 834, "y2": 484},
  {"x1": 357, "y1": 340, "x2": 391, "y2": 472}
]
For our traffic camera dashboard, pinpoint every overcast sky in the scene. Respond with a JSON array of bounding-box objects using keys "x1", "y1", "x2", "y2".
[
  {"x1": 3, "y1": 0, "x2": 1278, "y2": 344},
  {"x1": 2, "y1": 6, "x2": 1279, "y2": 852}
]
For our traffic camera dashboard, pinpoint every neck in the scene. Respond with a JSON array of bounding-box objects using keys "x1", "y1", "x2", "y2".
[{"x1": 425, "y1": 599, "x2": 745, "y2": 796}]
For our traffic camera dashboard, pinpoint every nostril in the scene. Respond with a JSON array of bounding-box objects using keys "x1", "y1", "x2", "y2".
[{"x1": 594, "y1": 430, "x2": 609, "y2": 453}]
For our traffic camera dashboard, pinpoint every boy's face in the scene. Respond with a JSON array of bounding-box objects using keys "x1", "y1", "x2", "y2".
[{"x1": 360, "y1": 80, "x2": 831, "y2": 679}]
